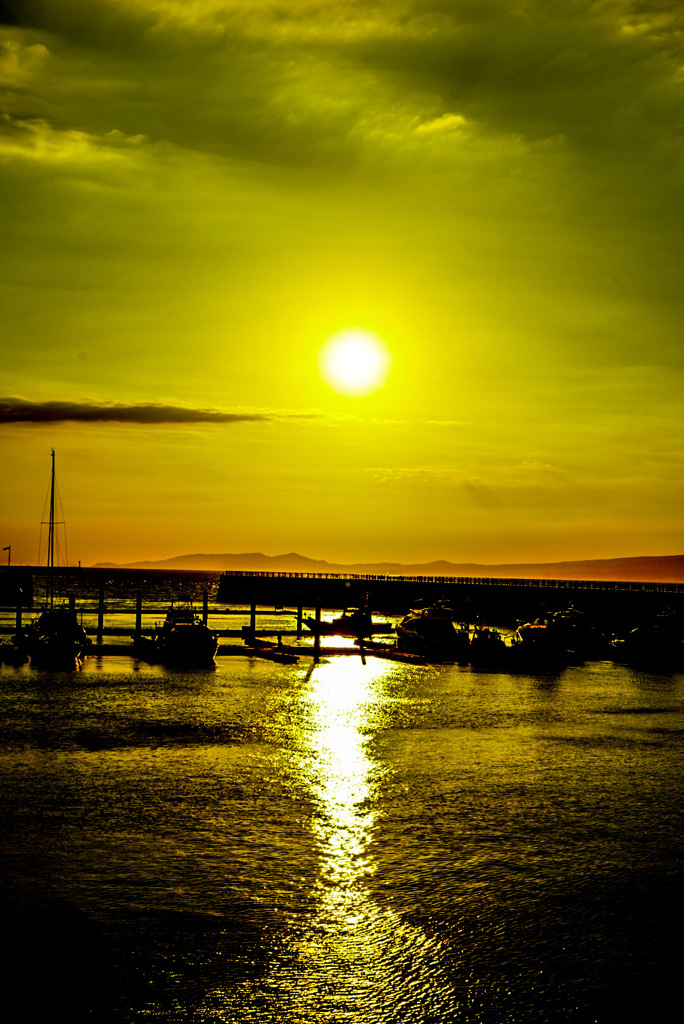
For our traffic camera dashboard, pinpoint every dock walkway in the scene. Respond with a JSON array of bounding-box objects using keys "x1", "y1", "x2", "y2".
[{"x1": 217, "y1": 570, "x2": 684, "y2": 624}]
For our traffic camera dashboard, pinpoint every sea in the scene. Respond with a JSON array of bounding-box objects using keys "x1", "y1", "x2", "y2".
[{"x1": 0, "y1": 569, "x2": 682, "y2": 1023}]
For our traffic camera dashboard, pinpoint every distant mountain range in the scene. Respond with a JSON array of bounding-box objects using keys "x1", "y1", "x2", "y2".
[{"x1": 92, "y1": 551, "x2": 684, "y2": 582}]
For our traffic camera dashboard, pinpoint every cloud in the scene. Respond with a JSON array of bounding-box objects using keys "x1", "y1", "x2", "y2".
[
  {"x1": 416, "y1": 112, "x2": 469, "y2": 134},
  {"x1": 368, "y1": 461, "x2": 603, "y2": 510},
  {"x1": 0, "y1": 397, "x2": 317, "y2": 424},
  {"x1": 4, "y1": 1, "x2": 684, "y2": 180},
  {"x1": 0, "y1": 112, "x2": 146, "y2": 166}
]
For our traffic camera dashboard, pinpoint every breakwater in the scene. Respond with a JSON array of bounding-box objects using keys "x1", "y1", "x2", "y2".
[{"x1": 216, "y1": 569, "x2": 684, "y2": 627}]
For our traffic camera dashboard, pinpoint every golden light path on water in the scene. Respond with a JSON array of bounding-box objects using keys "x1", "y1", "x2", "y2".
[
  {"x1": 271, "y1": 657, "x2": 459, "y2": 1019},
  {"x1": 304, "y1": 657, "x2": 379, "y2": 925},
  {"x1": 193, "y1": 656, "x2": 461, "y2": 1020}
]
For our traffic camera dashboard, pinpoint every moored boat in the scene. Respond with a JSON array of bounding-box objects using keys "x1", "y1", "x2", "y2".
[
  {"x1": 15, "y1": 451, "x2": 89, "y2": 670},
  {"x1": 508, "y1": 605, "x2": 605, "y2": 668},
  {"x1": 16, "y1": 605, "x2": 90, "y2": 670},
  {"x1": 468, "y1": 625, "x2": 508, "y2": 667},
  {"x1": 0, "y1": 639, "x2": 28, "y2": 665},
  {"x1": 395, "y1": 605, "x2": 470, "y2": 660},
  {"x1": 134, "y1": 601, "x2": 218, "y2": 666},
  {"x1": 611, "y1": 609, "x2": 684, "y2": 667},
  {"x1": 303, "y1": 606, "x2": 393, "y2": 637}
]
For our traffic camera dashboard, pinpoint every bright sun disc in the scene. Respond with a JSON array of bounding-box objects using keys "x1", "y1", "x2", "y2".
[{"x1": 318, "y1": 329, "x2": 392, "y2": 396}]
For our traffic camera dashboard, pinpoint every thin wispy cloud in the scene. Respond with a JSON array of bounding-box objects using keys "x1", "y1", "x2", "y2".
[{"x1": 0, "y1": 397, "x2": 317, "y2": 425}]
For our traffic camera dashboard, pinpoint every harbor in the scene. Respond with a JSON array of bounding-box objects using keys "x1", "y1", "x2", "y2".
[{"x1": 2, "y1": 567, "x2": 683, "y2": 669}]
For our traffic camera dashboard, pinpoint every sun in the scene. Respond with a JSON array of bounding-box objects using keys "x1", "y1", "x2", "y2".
[{"x1": 318, "y1": 328, "x2": 392, "y2": 396}]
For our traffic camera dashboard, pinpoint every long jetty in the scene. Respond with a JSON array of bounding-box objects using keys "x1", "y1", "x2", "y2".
[{"x1": 216, "y1": 569, "x2": 684, "y2": 627}]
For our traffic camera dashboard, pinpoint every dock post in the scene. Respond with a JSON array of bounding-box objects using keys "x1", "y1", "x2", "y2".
[
  {"x1": 135, "y1": 591, "x2": 142, "y2": 640},
  {"x1": 250, "y1": 598, "x2": 257, "y2": 638},
  {"x1": 68, "y1": 594, "x2": 76, "y2": 615},
  {"x1": 97, "y1": 586, "x2": 105, "y2": 640},
  {"x1": 314, "y1": 602, "x2": 321, "y2": 662},
  {"x1": 202, "y1": 589, "x2": 208, "y2": 626},
  {"x1": 296, "y1": 599, "x2": 303, "y2": 638},
  {"x1": 15, "y1": 594, "x2": 22, "y2": 634}
]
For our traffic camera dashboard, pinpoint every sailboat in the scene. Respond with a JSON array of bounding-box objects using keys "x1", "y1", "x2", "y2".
[{"x1": 14, "y1": 450, "x2": 90, "y2": 670}]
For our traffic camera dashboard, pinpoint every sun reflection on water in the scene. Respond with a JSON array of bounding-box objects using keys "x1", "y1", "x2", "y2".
[
  {"x1": 196, "y1": 656, "x2": 460, "y2": 1018},
  {"x1": 262, "y1": 655, "x2": 460, "y2": 1018},
  {"x1": 303, "y1": 657, "x2": 383, "y2": 913}
]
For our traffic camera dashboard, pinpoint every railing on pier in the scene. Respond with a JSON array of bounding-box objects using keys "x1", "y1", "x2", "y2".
[{"x1": 218, "y1": 569, "x2": 684, "y2": 596}]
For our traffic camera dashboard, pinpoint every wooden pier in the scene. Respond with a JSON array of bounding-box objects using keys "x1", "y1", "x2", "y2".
[{"x1": 217, "y1": 569, "x2": 684, "y2": 627}]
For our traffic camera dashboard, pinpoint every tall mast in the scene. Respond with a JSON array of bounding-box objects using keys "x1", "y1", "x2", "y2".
[
  {"x1": 48, "y1": 449, "x2": 55, "y2": 608},
  {"x1": 41, "y1": 449, "x2": 66, "y2": 609}
]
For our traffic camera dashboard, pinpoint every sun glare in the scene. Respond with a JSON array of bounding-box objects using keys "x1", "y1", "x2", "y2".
[{"x1": 318, "y1": 328, "x2": 392, "y2": 396}]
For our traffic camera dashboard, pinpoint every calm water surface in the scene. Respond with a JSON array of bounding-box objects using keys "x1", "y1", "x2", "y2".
[{"x1": 1, "y1": 584, "x2": 683, "y2": 1022}]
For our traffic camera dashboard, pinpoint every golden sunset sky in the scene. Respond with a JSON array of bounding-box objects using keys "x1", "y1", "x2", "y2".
[{"x1": 1, "y1": 0, "x2": 683, "y2": 567}]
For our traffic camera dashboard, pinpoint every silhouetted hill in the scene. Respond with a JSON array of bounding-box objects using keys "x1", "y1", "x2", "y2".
[{"x1": 91, "y1": 552, "x2": 684, "y2": 582}]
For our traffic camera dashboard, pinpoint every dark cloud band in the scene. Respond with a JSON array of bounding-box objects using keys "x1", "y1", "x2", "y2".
[
  {"x1": 0, "y1": 397, "x2": 283, "y2": 424},
  {"x1": 0, "y1": 3, "x2": 19, "y2": 27}
]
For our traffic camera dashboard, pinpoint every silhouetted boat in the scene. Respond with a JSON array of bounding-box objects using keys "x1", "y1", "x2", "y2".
[
  {"x1": 508, "y1": 621, "x2": 563, "y2": 668},
  {"x1": 468, "y1": 625, "x2": 508, "y2": 667},
  {"x1": 134, "y1": 601, "x2": 218, "y2": 666},
  {"x1": 304, "y1": 607, "x2": 393, "y2": 637},
  {"x1": 14, "y1": 451, "x2": 90, "y2": 670},
  {"x1": 0, "y1": 639, "x2": 28, "y2": 665},
  {"x1": 611, "y1": 610, "x2": 684, "y2": 667},
  {"x1": 17, "y1": 605, "x2": 90, "y2": 670},
  {"x1": 508, "y1": 606, "x2": 604, "y2": 668},
  {"x1": 395, "y1": 605, "x2": 470, "y2": 660}
]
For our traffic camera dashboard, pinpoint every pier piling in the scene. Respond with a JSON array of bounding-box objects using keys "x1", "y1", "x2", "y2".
[
  {"x1": 314, "y1": 603, "x2": 321, "y2": 662},
  {"x1": 97, "y1": 586, "x2": 105, "y2": 640},
  {"x1": 135, "y1": 592, "x2": 142, "y2": 640}
]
